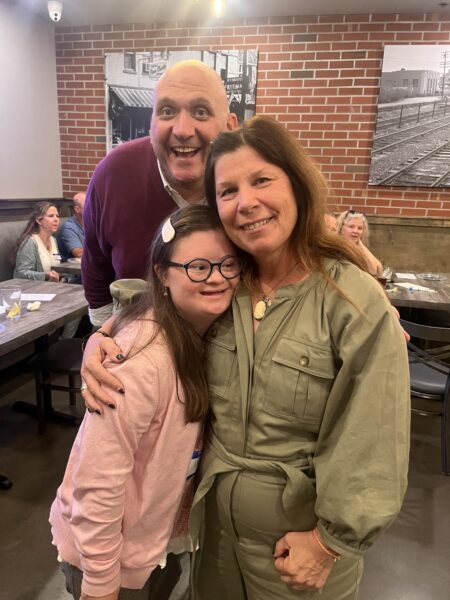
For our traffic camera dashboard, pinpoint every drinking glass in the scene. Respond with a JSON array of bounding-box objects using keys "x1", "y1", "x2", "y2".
[{"x1": 1, "y1": 287, "x2": 22, "y2": 320}]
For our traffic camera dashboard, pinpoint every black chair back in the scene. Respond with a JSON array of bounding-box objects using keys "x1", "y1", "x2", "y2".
[{"x1": 400, "y1": 319, "x2": 450, "y2": 475}]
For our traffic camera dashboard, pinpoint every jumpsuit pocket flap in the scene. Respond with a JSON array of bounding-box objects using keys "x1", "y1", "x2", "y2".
[
  {"x1": 206, "y1": 317, "x2": 237, "y2": 398},
  {"x1": 272, "y1": 339, "x2": 336, "y2": 380},
  {"x1": 206, "y1": 319, "x2": 236, "y2": 352}
]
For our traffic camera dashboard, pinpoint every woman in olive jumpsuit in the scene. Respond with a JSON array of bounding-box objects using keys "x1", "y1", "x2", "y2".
[{"x1": 190, "y1": 116, "x2": 410, "y2": 600}]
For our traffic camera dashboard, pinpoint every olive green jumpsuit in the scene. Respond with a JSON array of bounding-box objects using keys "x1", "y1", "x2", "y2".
[{"x1": 191, "y1": 260, "x2": 410, "y2": 600}]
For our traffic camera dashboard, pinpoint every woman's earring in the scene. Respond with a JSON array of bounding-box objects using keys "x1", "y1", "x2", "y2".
[{"x1": 163, "y1": 288, "x2": 168, "y2": 297}]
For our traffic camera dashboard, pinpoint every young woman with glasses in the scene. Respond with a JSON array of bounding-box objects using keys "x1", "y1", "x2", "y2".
[{"x1": 49, "y1": 205, "x2": 242, "y2": 600}]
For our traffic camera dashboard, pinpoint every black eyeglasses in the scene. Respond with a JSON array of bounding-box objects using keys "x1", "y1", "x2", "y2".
[{"x1": 166, "y1": 255, "x2": 243, "y2": 282}]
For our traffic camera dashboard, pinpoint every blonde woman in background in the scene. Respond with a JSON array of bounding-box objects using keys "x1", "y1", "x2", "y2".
[{"x1": 336, "y1": 209, "x2": 383, "y2": 276}]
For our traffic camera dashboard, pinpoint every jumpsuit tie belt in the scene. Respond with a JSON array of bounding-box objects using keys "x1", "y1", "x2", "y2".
[{"x1": 189, "y1": 434, "x2": 316, "y2": 542}]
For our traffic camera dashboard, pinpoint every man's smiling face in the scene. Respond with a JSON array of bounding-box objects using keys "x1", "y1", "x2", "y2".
[{"x1": 150, "y1": 62, "x2": 236, "y2": 202}]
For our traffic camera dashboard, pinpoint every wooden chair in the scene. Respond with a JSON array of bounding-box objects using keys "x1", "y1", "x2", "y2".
[
  {"x1": 401, "y1": 319, "x2": 450, "y2": 475},
  {"x1": 27, "y1": 338, "x2": 83, "y2": 433}
]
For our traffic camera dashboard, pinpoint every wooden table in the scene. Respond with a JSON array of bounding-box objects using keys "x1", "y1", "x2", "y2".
[
  {"x1": 0, "y1": 278, "x2": 87, "y2": 357},
  {"x1": 0, "y1": 278, "x2": 88, "y2": 430},
  {"x1": 53, "y1": 260, "x2": 82, "y2": 276},
  {"x1": 387, "y1": 271, "x2": 450, "y2": 311}
]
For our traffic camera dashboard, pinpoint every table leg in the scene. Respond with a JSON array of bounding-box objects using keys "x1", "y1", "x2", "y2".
[{"x1": 12, "y1": 334, "x2": 81, "y2": 431}]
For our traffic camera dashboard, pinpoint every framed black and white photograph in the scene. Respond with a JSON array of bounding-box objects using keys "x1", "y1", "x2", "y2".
[
  {"x1": 105, "y1": 50, "x2": 258, "y2": 151},
  {"x1": 369, "y1": 44, "x2": 450, "y2": 188}
]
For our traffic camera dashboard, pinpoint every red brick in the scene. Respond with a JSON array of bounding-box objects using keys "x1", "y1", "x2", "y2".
[
  {"x1": 92, "y1": 25, "x2": 112, "y2": 32},
  {"x1": 395, "y1": 33, "x2": 424, "y2": 41},
  {"x1": 291, "y1": 15, "x2": 318, "y2": 24},
  {"x1": 426, "y1": 12, "x2": 450, "y2": 20},
  {"x1": 416, "y1": 201, "x2": 444, "y2": 209},
  {"x1": 401, "y1": 208, "x2": 427, "y2": 216},
  {"x1": 397, "y1": 13, "x2": 427, "y2": 21},
  {"x1": 427, "y1": 209, "x2": 450, "y2": 217},
  {"x1": 424, "y1": 32, "x2": 450, "y2": 40}
]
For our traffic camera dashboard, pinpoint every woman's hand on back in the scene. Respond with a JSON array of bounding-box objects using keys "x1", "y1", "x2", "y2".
[
  {"x1": 81, "y1": 330, "x2": 125, "y2": 413},
  {"x1": 274, "y1": 530, "x2": 336, "y2": 592}
]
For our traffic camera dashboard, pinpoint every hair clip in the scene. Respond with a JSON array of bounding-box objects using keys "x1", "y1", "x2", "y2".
[{"x1": 161, "y1": 217, "x2": 176, "y2": 243}]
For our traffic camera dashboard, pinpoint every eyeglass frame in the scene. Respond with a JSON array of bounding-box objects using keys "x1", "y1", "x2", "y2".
[{"x1": 165, "y1": 255, "x2": 244, "y2": 282}]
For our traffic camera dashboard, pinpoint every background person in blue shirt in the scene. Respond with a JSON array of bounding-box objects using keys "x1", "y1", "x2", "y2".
[{"x1": 58, "y1": 192, "x2": 85, "y2": 261}]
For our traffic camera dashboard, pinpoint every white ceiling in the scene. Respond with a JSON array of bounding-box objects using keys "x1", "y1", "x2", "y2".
[{"x1": 22, "y1": 0, "x2": 450, "y2": 27}]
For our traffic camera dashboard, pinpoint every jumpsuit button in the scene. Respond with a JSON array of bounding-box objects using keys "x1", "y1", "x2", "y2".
[
  {"x1": 300, "y1": 356, "x2": 309, "y2": 366},
  {"x1": 210, "y1": 327, "x2": 218, "y2": 337}
]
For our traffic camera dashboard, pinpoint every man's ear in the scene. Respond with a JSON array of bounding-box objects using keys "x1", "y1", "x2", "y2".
[{"x1": 227, "y1": 112, "x2": 238, "y2": 131}]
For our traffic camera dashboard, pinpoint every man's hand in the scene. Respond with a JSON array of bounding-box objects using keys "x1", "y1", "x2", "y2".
[
  {"x1": 81, "y1": 327, "x2": 125, "y2": 413},
  {"x1": 273, "y1": 530, "x2": 336, "y2": 592}
]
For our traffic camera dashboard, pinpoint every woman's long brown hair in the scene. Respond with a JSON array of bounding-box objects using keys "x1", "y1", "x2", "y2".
[
  {"x1": 204, "y1": 116, "x2": 369, "y2": 295},
  {"x1": 11, "y1": 202, "x2": 56, "y2": 265},
  {"x1": 110, "y1": 205, "x2": 228, "y2": 423}
]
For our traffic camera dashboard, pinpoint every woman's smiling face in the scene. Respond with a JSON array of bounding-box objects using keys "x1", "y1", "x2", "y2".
[
  {"x1": 213, "y1": 146, "x2": 298, "y2": 264},
  {"x1": 158, "y1": 229, "x2": 239, "y2": 335}
]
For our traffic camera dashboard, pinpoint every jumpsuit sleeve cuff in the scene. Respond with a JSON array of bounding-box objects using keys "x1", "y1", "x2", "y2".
[{"x1": 316, "y1": 521, "x2": 365, "y2": 559}]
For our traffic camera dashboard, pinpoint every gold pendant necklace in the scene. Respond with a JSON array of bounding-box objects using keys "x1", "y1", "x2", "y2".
[
  {"x1": 253, "y1": 296, "x2": 271, "y2": 320},
  {"x1": 253, "y1": 261, "x2": 300, "y2": 321}
]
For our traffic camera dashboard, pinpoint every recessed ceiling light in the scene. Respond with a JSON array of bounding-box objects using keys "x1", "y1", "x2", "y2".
[{"x1": 210, "y1": 0, "x2": 226, "y2": 18}]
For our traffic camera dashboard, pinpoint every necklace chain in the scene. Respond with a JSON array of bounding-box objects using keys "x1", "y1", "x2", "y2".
[{"x1": 253, "y1": 262, "x2": 299, "y2": 321}]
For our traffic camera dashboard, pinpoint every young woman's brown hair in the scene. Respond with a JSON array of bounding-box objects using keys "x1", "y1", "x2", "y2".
[
  {"x1": 110, "y1": 205, "x2": 231, "y2": 423},
  {"x1": 11, "y1": 201, "x2": 56, "y2": 264},
  {"x1": 204, "y1": 116, "x2": 368, "y2": 293}
]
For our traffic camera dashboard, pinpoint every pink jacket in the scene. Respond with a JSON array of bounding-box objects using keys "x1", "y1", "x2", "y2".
[{"x1": 49, "y1": 315, "x2": 201, "y2": 596}]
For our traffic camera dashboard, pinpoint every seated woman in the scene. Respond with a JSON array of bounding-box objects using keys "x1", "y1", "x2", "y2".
[
  {"x1": 336, "y1": 209, "x2": 383, "y2": 276},
  {"x1": 13, "y1": 202, "x2": 80, "y2": 337},
  {"x1": 13, "y1": 202, "x2": 63, "y2": 281}
]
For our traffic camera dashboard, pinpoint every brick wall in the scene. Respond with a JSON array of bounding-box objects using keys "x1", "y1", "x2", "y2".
[{"x1": 55, "y1": 12, "x2": 450, "y2": 218}]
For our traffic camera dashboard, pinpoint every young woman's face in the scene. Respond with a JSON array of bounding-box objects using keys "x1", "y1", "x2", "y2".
[
  {"x1": 341, "y1": 217, "x2": 364, "y2": 244},
  {"x1": 160, "y1": 229, "x2": 239, "y2": 335},
  {"x1": 213, "y1": 146, "x2": 298, "y2": 265},
  {"x1": 38, "y1": 206, "x2": 60, "y2": 235}
]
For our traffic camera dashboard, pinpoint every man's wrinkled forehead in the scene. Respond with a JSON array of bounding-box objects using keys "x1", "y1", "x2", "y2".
[
  {"x1": 154, "y1": 65, "x2": 228, "y2": 107},
  {"x1": 154, "y1": 94, "x2": 215, "y2": 112}
]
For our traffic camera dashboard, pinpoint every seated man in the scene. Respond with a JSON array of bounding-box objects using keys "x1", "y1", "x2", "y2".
[{"x1": 57, "y1": 192, "x2": 85, "y2": 261}]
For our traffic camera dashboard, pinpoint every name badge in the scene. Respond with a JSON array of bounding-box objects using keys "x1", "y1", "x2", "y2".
[{"x1": 187, "y1": 450, "x2": 203, "y2": 480}]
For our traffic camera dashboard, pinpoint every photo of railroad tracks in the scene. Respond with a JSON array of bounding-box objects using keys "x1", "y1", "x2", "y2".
[{"x1": 369, "y1": 45, "x2": 450, "y2": 188}]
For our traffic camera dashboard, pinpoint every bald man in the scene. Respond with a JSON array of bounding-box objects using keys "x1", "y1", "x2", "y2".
[
  {"x1": 82, "y1": 60, "x2": 237, "y2": 326},
  {"x1": 58, "y1": 192, "x2": 86, "y2": 261}
]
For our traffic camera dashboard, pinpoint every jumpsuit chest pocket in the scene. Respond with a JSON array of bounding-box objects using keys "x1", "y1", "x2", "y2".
[
  {"x1": 263, "y1": 338, "x2": 336, "y2": 426},
  {"x1": 206, "y1": 320, "x2": 237, "y2": 399}
]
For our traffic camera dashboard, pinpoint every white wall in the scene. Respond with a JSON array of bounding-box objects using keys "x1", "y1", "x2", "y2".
[{"x1": 0, "y1": 2, "x2": 62, "y2": 198}]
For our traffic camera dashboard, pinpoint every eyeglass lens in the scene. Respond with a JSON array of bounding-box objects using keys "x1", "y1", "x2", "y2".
[{"x1": 187, "y1": 257, "x2": 241, "y2": 281}]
